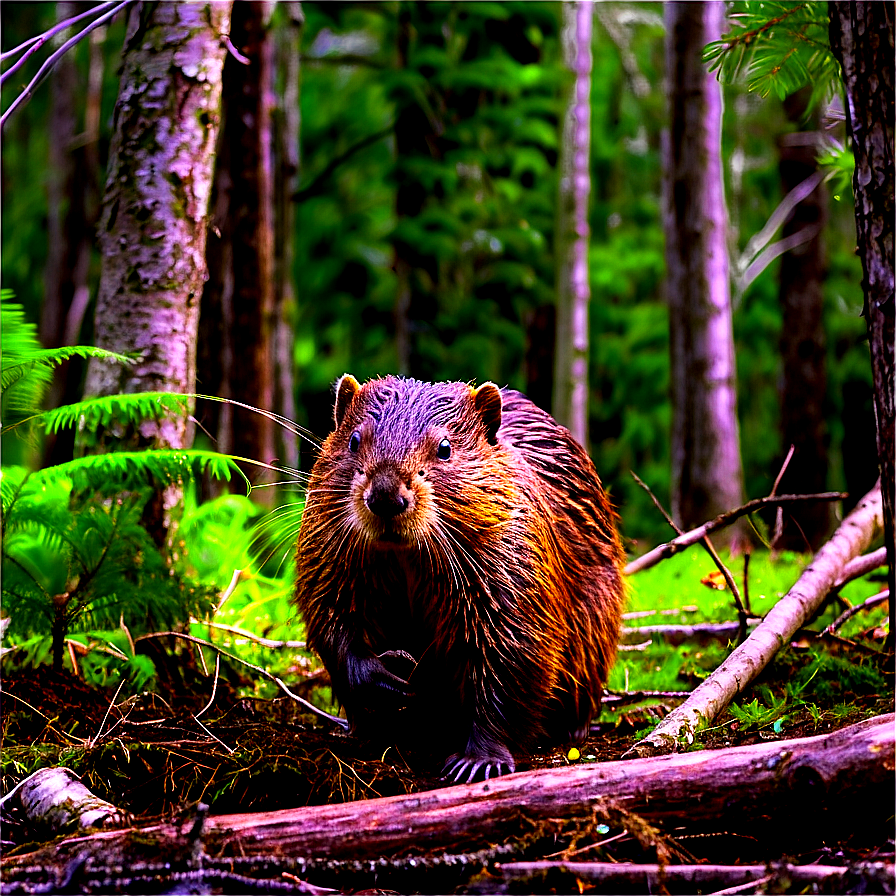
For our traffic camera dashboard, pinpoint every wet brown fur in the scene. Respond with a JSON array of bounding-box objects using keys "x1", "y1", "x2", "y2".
[{"x1": 294, "y1": 375, "x2": 625, "y2": 780}]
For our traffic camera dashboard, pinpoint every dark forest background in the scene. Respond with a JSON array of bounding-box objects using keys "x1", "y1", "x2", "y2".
[{"x1": 0, "y1": 1, "x2": 878, "y2": 550}]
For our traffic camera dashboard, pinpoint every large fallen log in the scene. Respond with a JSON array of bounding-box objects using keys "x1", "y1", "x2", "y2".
[
  {"x1": 3, "y1": 713, "x2": 892, "y2": 879},
  {"x1": 630, "y1": 482, "x2": 885, "y2": 756}
]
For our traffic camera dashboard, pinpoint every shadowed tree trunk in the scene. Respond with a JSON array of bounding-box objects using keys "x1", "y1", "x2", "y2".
[
  {"x1": 81, "y1": 1, "x2": 232, "y2": 523},
  {"x1": 829, "y1": 1, "x2": 895, "y2": 653},
  {"x1": 201, "y1": 0, "x2": 277, "y2": 502},
  {"x1": 41, "y1": 1, "x2": 104, "y2": 468},
  {"x1": 271, "y1": 2, "x2": 303, "y2": 478},
  {"x1": 553, "y1": 0, "x2": 594, "y2": 449},
  {"x1": 663, "y1": 1, "x2": 746, "y2": 545},
  {"x1": 774, "y1": 88, "x2": 831, "y2": 551}
]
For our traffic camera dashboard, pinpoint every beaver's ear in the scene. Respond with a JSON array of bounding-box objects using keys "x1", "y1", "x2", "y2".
[
  {"x1": 471, "y1": 382, "x2": 503, "y2": 445},
  {"x1": 334, "y1": 374, "x2": 361, "y2": 428}
]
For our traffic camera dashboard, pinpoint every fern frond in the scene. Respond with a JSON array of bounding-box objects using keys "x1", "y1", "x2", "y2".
[
  {"x1": 9, "y1": 392, "x2": 193, "y2": 437},
  {"x1": 31, "y1": 450, "x2": 249, "y2": 493},
  {"x1": 1, "y1": 346, "x2": 133, "y2": 395}
]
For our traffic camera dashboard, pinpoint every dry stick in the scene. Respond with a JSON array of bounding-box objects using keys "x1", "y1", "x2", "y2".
[
  {"x1": 629, "y1": 473, "x2": 749, "y2": 640},
  {"x1": 625, "y1": 490, "x2": 848, "y2": 575},
  {"x1": 496, "y1": 861, "x2": 892, "y2": 893},
  {"x1": 628, "y1": 481, "x2": 884, "y2": 757},
  {"x1": 135, "y1": 631, "x2": 348, "y2": 730},
  {"x1": 826, "y1": 590, "x2": 890, "y2": 634}
]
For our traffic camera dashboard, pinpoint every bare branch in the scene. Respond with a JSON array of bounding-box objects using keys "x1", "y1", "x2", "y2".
[
  {"x1": 626, "y1": 490, "x2": 847, "y2": 575},
  {"x1": 1, "y1": 0, "x2": 134, "y2": 130}
]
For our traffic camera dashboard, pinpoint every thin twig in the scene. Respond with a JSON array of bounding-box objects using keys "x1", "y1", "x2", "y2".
[
  {"x1": 1, "y1": 0, "x2": 134, "y2": 130},
  {"x1": 135, "y1": 630, "x2": 348, "y2": 729},
  {"x1": 203, "y1": 620, "x2": 307, "y2": 650},
  {"x1": 0, "y1": 1, "x2": 118, "y2": 73},
  {"x1": 625, "y1": 490, "x2": 847, "y2": 575},
  {"x1": 195, "y1": 653, "x2": 221, "y2": 720},
  {"x1": 630, "y1": 473, "x2": 748, "y2": 639},
  {"x1": 826, "y1": 590, "x2": 890, "y2": 634}
]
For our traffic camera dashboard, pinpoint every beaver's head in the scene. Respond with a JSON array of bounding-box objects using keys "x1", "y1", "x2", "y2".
[{"x1": 315, "y1": 374, "x2": 511, "y2": 550}]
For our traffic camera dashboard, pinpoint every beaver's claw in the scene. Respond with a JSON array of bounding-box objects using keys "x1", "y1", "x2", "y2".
[{"x1": 442, "y1": 748, "x2": 515, "y2": 784}]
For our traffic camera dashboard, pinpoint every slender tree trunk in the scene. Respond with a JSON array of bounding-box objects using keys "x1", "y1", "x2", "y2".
[
  {"x1": 83, "y1": 1, "x2": 232, "y2": 452},
  {"x1": 775, "y1": 89, "x2": 831, "y2": 551},
  {"x1": 663, "y1": 1, "x2": 746, "y2": 544},
  {"x1": 828, "y1": 1, "x2": 895, "y2": 655},
  {"x1": 272, "y1": 2, "x2": 303, "y2": 476},
  {"x1": 42, "y1": 2, "x2": 103, "y2": 468},
  {"x1": 201, "y1": 0, "x2": 277, "y2": 501},
  {"x1": 553, "y1": 0, "x2": 594, "y2": 449}
]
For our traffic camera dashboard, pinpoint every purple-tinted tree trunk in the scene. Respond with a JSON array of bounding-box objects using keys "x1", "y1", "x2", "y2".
[
  {"x1": 201, "y1": 0, "x2": 277, "y2": 501},
  {"x1": 663, "y1": 1, "x2": 746, "y2": 542},
  {"x1": 83, "y1": 1, "x2": 232, "y2": 452},
  {"x1": 553, "y1": 0, "x2": 594, "y2": 449},
  {"x1": 829, "y1": 1, "x2": 894, "y2": 652}
]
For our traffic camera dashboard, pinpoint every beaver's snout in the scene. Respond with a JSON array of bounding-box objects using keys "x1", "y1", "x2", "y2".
[{"x1": 365, "y1": 468, "x2": 414, "y2": 519}]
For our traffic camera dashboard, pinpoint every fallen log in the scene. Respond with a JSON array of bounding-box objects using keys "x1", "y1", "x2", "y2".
[
  {"x1": 496, "y1": 860, "x2": 896, "y2": 895},
  {"x1": 630, "y1": 482, "x2": 885, "y2": 756},
  {"x1": 3, "y1": 714, "x2": 892, "y2": 877}
]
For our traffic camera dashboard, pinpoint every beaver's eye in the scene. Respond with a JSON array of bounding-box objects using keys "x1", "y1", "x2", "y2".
[
  {"x1": 437, "y1": 438, "x2": 451, "y2": 460},
  {"x1": 348, "y1": 431, "x2": 361, "y2": 453}
]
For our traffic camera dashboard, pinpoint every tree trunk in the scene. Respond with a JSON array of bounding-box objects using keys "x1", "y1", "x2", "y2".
[
  {"x1": 41, "y1": 2, "x2": 103, "y2": 468},
  {"x1": 82, "y1": 1, "x2": 232, "y2": 455},
  {"x1": 775, "y1": 89, "x2": 831, "y2": 551},
  {"x1": 200, "y1": 0, "x2": 277, "y2": 501},
  {"x1": 553, "y1": 0, "x2": 594, "y2": 448},
  {"x1": 828, "y1": 1, "x2": 895, "y2": 655},
  {"x1": 271, "y1": 2, "x2": 303, "y2": 477},
  {"x1": 663, "y1": 1, "x2": 746, "y2": 545}
]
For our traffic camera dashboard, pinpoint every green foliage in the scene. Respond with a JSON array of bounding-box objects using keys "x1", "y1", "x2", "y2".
[
  {"x1": 705, "y1": 2, "x2": 839, "y2": 108},
  {"x1": 0, "y1": 296, "x2": 256, "y2": 686}
]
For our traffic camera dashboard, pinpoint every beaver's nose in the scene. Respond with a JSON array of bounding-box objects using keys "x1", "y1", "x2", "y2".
[{"x1": 365, "y1": 469, "x2": 411, "y2": 519}]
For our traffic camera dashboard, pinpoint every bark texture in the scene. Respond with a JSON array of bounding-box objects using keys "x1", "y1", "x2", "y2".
[
  {"x1": 83, "y1": 1, "x2": 232, "y2": 450},
  {"x1": 663, "y1": 2, "x2": 746, "y2": 541},
  {"x1": 553, "y1": 0, "x2": 594, "y2": 448},
  {"x1": 828, "y1": 1, "x2": 895, "y2": 651},
  {"x1": 775, "y1": 90, "x2": 831, "y2": 550},
  {"x1": 632, "y1": 482, "x2": 883, "y2": 756},
  {"x1": 201, "y1": 0, "x2": 277, "y2": 497}
]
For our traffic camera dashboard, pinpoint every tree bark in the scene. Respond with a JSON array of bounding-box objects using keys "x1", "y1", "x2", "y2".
[
  {"x1": 775, "y1": 89, "x2": 831, "y2": 551},
  {"x1": 3, "y1": 715, "x2": 891, "y2": 873},
  {"x1": 271, "y1": 2, "x2": 303, "y2": 477},
  {"x1": 200, "y1": 0, "x2": 277, "y2": 500},
  {"x1": 553, "y1": 0, "x2": 594, "y2": 449},
  {"x1": 663, "y1": 1, "x2": 746, "y2": 546},
  {"x1": 41, "y1": 2, "x2": 103, "y2": 468},
  {"x1": 828, "y1": 1, "x2": 895, "y2": 655},
  {"x1": 631, "y1": 482, "x2": 883, "y2": 756},
  {"x1": 82, "y1": 1, "x2": 232, "y2": 452}
]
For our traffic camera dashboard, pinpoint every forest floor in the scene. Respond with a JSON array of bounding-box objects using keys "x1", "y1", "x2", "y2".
[{"x1": 2, "y1": 653, "x2": 893, "y2": 894}]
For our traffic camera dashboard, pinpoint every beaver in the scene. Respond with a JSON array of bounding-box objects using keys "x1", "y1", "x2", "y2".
[{"x1": 294, "y1": 374, "x2": 625, "y2": 782}]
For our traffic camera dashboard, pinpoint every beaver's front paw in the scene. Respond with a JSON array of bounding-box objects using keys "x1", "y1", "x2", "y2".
[
  {"x1": 343, "y1": 650, "x2": 414, "y2": 711},
  {"x1": 442, "y1": 741, "x2": 515, "y2": 783}
]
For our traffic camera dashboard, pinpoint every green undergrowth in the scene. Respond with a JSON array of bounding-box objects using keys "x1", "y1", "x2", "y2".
[{"x1": 605, "y1": 546, "x2": 890, "y2": 740}]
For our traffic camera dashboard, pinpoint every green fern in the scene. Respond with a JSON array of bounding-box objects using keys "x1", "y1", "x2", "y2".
[
  {"x1": 0, "y1": 292, "x2": 132, "y2": 423},
  {"x1": 0, "y1": 294, "x2": 259, "y2": 684},
  {"x1": 704, "y1": 2, "x2": 839, "y2": 108}
]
